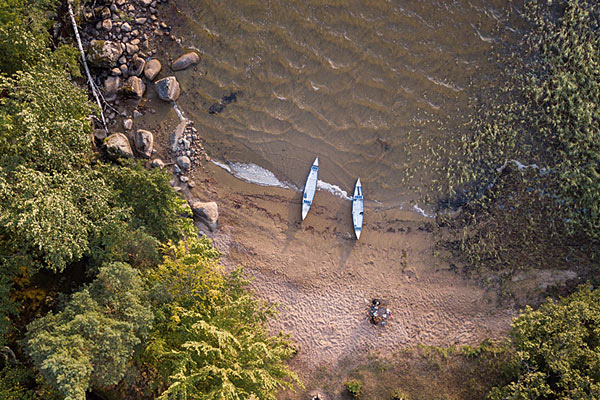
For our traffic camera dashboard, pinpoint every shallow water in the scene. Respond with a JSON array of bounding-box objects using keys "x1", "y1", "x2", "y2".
[{"x1": 169, "y1": 0, "x2": 520, "y2": 213}]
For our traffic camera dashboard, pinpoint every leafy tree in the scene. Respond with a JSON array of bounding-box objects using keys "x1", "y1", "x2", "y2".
[
  {"x1": 488, "y1": 285, "x2": 600, "y2": 399},
  {"x1": 99, "y1": 161, "x2": 196, "y2": 244},
  {"x1": 24, "y1": 263, "x2": 153, "y2": 400},
  {"x1": 143, "y1": 239, "x2": 301, "y2": 399}
]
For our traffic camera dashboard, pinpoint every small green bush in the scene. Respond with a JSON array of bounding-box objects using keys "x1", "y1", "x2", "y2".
[
  {"x1": 391, "y1": 389, "x2": 409, "y2": 400},
  {"x1": 345, "y1": 379, "x2": 362, "y2": 398}
]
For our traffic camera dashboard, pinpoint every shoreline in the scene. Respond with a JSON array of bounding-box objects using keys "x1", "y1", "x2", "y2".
[{"x1": 81, "y1": 0, "x2": 515, "y2": 393}]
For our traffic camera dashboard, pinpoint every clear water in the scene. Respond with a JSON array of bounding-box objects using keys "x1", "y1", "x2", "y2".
[{"x1": 169, "y1": 0, "x2": 519, "y2": 213}]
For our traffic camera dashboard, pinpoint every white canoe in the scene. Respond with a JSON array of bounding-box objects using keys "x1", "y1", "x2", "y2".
[
  {"x1": 302, "y1": 157, "x2": 319, "y2": 220},
  {"x1": 352, "y1": 178, "x2": 364, "y2": 239}
]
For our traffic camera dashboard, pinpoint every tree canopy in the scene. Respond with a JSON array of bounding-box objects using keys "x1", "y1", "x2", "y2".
[
  {"x1": 488, "y1": 285, "x2": 600, "y2": 399},
  {"x1": 24, "y1": 263, "x2": 153, "y2": 400},
  {"x1": 143, "y1": 239, "x2": 302, "y2": 400}
]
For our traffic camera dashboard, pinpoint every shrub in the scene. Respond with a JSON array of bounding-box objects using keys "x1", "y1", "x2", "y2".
[{"x1": 345, "y1": 379, "x2": 362, "y2": 398}]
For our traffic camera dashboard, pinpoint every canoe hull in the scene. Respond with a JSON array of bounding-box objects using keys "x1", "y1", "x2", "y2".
[
  {"x1": 352, "y1": 178, "x2": 364, "y2": 239},
  {"x1": 302, "y1": 157, "x2": 319, "y2": 220}
]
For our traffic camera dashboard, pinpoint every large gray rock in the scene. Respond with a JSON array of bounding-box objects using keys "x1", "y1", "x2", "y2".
[
  {"x1": 118, "y1": 76, "x2": 145, "y2": 98},
  {"x1": 190, "y1": 201, "x2": 218, "y2": 231},
  {"x1": 87, "y1": 40, "x2": 123, "y2": 68},
  {"x1": 144, "y1": 58, "x2": 162, "y2": 80},
  {"x1": 104, "y1": 133, "x2": 133, "y2": 159},
  {"x1": 169, "y1": 120, "x2": 187, "y2": 152},
  {"x1": 134, "y1": 129, "x2": 153, "y2": 158},
  {"x1": 104, "y1": 76, "x2": 121, "y2": 101},
  {"x1": 155, "y1": 76, "x2": 180, "y2": 101},
  {"x1": 171, "y1": 51, "x2": 200, "y2": 71},
  {"x1": 176, "y1": 155, "x2": 191, "y2": 170}
]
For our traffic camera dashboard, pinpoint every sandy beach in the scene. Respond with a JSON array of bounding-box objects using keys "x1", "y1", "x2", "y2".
[{"x1": 183, "y1": 160, "x2": 515, "y2": 379}]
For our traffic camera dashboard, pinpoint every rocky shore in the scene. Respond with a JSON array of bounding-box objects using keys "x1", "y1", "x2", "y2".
[{"x1": 78, "y1": 0, "x2": 217, "y2": 230}]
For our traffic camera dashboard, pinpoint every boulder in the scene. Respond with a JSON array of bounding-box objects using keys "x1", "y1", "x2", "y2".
[
  {"x1": 144, "y1": 58, "x2": 162, "y2": 80},
  {"x1": 169, "y1": 120, "x2": 187, "y2": 152},
  {"x1": 130, "y1": 56, "x2": 146, "y2": 77},
  {"x1": 151, "y1": 158, "x2": 165, "y2": 168},
  {"x1": 155, "y1": 76, "x2": 180, "y2": 101},
  {"x1": 104, "y1": 133, "x2": 133, "y2": 159},
  {"x1": 118, "y1": 76, "x2": 145, "y2": 98},
  {"x1": 104, "y1": 76, "x2": 121, "y2": 101},
  {"x1": 87, "y1": 40, "x2": 123, "y2": 68},
  {"x1": 190, "y1": 201, "x2": 218, "y2": 231},
  {"x1": 93, "y1": 129, "x2": 107, "y2": 141},
  {"x1": 134, "y1": 129, "x2": 153, "y2": 158},
  {"x1": 171, "y1": 51, "x2": 200, "y2": 71},
  {"x1": 176, "y1": 155, "x2": 191, "y2": 170}
]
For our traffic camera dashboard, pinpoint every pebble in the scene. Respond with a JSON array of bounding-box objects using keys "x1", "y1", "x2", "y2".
[
  {"x1": 121, "y1": 22, "x2": 132, "y2": 32},
  {"x1": 133, "y1": 109, "x2": 143, "y2": 118},
  {"x1": 111, "y1": 67, "x2": 121, "y2": 76},
  {"x1": 188, "y1": 181, "x2": 196, "y2": 188},
  {"x1": 135, "y1": 17, "x2": 147, "y2": 24},
  {"x1": 102, "y1": 19, "x2": 113, "y2": 30},
  {"x1": 173, "y1": 164, "x2": 181, "y2": 174},
  {"x1": 123, "y1": 118, "x2": 133, "y2": 130},
  {"x1": 180, "y1": 176, "x2": 189, "y2": 183},
  {"x1": 119, "y1": 55, "x2": 127, "y2": 65}
]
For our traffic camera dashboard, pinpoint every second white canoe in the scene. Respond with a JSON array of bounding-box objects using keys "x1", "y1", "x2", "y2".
[{"x1": 352, "y1": 178, "x2": 364, "y2": 239}]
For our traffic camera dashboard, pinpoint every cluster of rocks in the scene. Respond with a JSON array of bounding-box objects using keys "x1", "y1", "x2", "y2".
[
  {"x1": 101, "y1": 128, "x2": 153, "y2": 159},
  {"x1": 81, "y1": 0, "x2": 219, "y2": 231},
  {"x1": 164, "y1": 119, "x2": 208, "y2": 187}
]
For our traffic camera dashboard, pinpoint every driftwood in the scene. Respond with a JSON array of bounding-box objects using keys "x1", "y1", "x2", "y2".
[{"x1": 67, "y1": 0, "x2": 108, "y2": 133}]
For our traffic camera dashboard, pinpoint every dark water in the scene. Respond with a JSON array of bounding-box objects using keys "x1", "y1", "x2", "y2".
[{"x1": 170, "y1": 0, "x2": 518, "y2": 213}]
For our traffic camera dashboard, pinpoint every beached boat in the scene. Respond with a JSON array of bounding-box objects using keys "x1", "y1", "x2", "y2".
[
  {"x1": 302, "y1": 157, "x2": 319, "y2": 220},
  {"x1": 352, "y1": 178, "x2": 364, "y2": 239}
]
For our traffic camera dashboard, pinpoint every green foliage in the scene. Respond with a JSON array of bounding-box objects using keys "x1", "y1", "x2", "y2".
[
  {"x1": 0, "y1": 0, "x2": 58, "y2": 76},
  {"x1": 24, "y1": 263, "x2": 153, "y2": 400},
  {"x1": 99, "y1": 161, "x2": 196, "y2": 243},
  {"x1": 488, "y1": 285, "x2": 600, "y2": 399},
  {"x1": 0, "y1": 364, "x2": 60, "y2": 400},
  {"x1": 345, "y1": 379, "x2": 363, "y2": 398},
  {"x1": 0, "y1": 365, "x2": 35, "y2": 400},
  {"x1": 446, "y1": 0, "x2": 600, "y2": 274},
  {"x1": 143, "y1": 239, "x2": 301, "y2": 400},
  {"x1": 0, "y1": 62, "x2": 93, "y2": 172}
]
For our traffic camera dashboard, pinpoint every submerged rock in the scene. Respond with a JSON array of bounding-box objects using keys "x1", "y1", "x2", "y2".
[
  {"x1": 104, "y1": 133, "x2": 133, "y2": 159},
  {"x1": 155, "y1": 76, "x2": 180, "y2": 101},
  {"x1": 171, "y1": 51, "x2": 199, "y2": 71}
]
